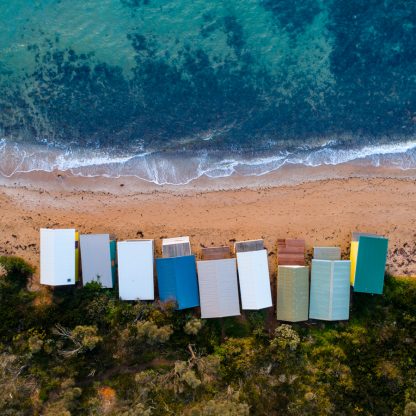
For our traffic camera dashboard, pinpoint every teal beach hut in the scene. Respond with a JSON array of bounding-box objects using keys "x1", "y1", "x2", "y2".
[
  {"x1": 309, "y1": 260, "x2": 350, "y2": 321},
  {"x1": 354, "y1": 236, "x2": 388, "y2": 294},
  {"x1": 156, "y1": 255, "x2": 200, "y2": 310},
  {"x1": 110, "y1": 240, "x2": 117, "y2": 287}
]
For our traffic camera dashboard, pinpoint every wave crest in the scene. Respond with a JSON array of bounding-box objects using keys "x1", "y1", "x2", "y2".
[{"x1": 1, "y1": 138, "x2": 416, "y2": 185}]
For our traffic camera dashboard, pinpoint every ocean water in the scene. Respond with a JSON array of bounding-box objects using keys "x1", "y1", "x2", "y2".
[{"x1": 0, "y1": 0, "x2": 415, "y2": 184}]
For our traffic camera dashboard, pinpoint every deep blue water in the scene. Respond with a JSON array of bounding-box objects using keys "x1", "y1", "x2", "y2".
[{"x1": 0, "y1": 0, "x2": 415, "y2": 183}]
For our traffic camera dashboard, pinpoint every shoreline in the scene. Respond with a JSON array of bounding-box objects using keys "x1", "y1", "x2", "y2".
[
  {"x1": 1, "y1": 160, "x2": 416, "y2": 194},
  {"x1": 2, "y1": 137, "x2": 416, "y2": 187},
  {"x1": 1, "y1": 164, "x2": 415, "y2": 283}
]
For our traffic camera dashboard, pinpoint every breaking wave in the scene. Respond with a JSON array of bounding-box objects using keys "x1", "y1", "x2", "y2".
[{"x1": 1, "y1": 138, "x2": 415, "y2": 185}]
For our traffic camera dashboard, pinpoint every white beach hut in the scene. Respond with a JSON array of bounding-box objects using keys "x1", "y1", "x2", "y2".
[
  {"x1": 235, "y1": 246, "x2": 272, "y2": 310},
  {"x1": 40, "y1": 228, "x2": 76, "y2": 286},
  {"x1": 80, "y1": 234, "x2": 113, "y2": 288},
  {"x1": 197, "y1": 258, "x2": 240, "y2": 318},
  {"x1": 309, "y1": 260, "x2": 351, "y2": 321},
  {"x1": 117, "y1": 240, "x2": 154, "y2": 301}
]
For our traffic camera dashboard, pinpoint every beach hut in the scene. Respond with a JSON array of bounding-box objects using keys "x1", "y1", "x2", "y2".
[
  {"x1": 156, "y1": 255, "x2": 199, "y2": 310},
  {"x1": 350, "y1": 244, "x2": 359, "y2": 285},
  {"x1": 276, "y1": 266, "x2": 309, "y2": 322},
  {"x1": 313, "y1": 247, "x2": 341, "y2": 261},
  {"x1": 80, "y1": 234, "x2": 113, "y2": 288},
  {"x1": 277, "y1": 239, "x2": 305, "y2": 265},
  {"x1": 197, "y1": 258, "x2": 240, "y2": 318},
  {"x1": 234, "y1": 239, "x2": 264, "y2": 253},
  {"x1": 352, "y1": 235, "x2": 388, "y2": 294},
  {"x1": 117, "y1": 240, "x2": 154, "y2": 301},
  {"x1": 309, "y1": 260, "x2": 350, "y2": 321},
  {"x1": 110, "y1": 240, "x2": 117, "y2": 287},
  {"x1": 235, "y1": 240, "x2": 272, "y2": 310},
  {"x1": 201, "y1": 246, "x2": 231, "y2": 260},
  {"x1": 162, "y1": 236, "x2": 191, "y2": 258},
  {"x1": 350, "y1": 232, "x2": 380, "y2": 284},
  {"x1": 40, "y1": 228, "x2": 77, "y2": 286},
  {"x1": 75, "y1": 231, "x2": 80, "y2": 282}
]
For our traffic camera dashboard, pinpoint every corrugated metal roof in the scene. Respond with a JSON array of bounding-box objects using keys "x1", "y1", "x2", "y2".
[
  {"x1": 309, "y1": 260, "x2": 350, "y2": 321},
  {"x1": 201, "y1": 246, "x2": 231, "y2": 260},
  {"x1": 234, "y1": 239, "x2": 264, "y2": 253},
  {"x1": 313, "y1": 247, "x2": 341, "y2": 261},
  {"x1": 197, "y1": 258, "x2": 240, "y2": 318},
  {"x1": 80, "y1": 234, "x2": 113, "y2": 288},
  {"x1": 117, "y1": 240, "x2": 154, "y2": 301},
  {"x1": 354, "y1": 236, "x2": 388, "y2": 294},
  {"x1": 156, "y1": 255, "x2": 199, "y2": 310},
  {"x1": 236, "y1": 249, "x2": 272, "y2": 310},
  {"x1": 40, "y1": 229, "x2": 76, "y2": 286},
  {"x1": 278, "y1": 239, "x2": 305, "y2": 266},
  {"x1": 276, "y1": 265, "x2": 309, "y2": 322},
  {"x1": 162, "y1": 236, "x2": 191, "y2": 258}
]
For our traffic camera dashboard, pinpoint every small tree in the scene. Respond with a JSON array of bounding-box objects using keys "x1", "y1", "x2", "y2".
[{"x1": 53, "y1": 324, "x2": 102, "y2": 357}]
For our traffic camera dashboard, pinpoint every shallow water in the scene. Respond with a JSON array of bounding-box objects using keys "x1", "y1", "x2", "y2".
[{"x1": 0, "y1": 0, "x2": 415, "y2": 184}]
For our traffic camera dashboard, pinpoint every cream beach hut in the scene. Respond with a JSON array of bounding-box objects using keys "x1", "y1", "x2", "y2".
[
  {"x1": 117, "y1": 240, "x2": 154, "y2": 301},
  {"x1": 40, "y1": 228, "x2": 77, "y2": 286}
]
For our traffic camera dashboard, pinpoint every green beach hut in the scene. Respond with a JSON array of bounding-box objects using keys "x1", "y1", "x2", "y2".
[{"x1": 276, "y1": 265, "x2": 309, "y2": 322}]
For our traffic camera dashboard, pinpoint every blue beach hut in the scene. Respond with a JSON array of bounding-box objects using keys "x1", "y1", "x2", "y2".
[{"x1": 156, "y1": 255, "x2": 200, "y2": 310}]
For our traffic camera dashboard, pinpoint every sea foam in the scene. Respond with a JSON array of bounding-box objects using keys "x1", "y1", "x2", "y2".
[{"x1": 0, "y1": 138, "x2": 415, "y2": 186}]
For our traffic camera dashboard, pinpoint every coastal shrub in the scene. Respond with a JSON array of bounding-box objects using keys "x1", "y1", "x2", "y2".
[
  {"x1": 0, "y1": 257, "x2": 415, "y2": 415},
  {"x1": 135, "y1": 321, "x2": 173, "y2": 345},
  {"x1": 0, "y1": 256, "x2": 36, "y2": 340},
  {"x1": 186, "y1": 396, "x2": 250, "y2": 416},
  {"x1": 0, "y1": 351, "x2": 37, "y2": 415},
  {"x1": 0, "y1": 255, "x2": 34, "y2": 288},
  {"x1": 271, "y1": 324, "x2": 300, "y2": 351},
  {"x1": 405, "y1": 402, "x2": 416, "y2": 416},
  {"x1": 184, "y1": 318, "x2": 203, "y2": 335},
  {"x1": 41, "y1": 378, "x2": 82, "y2": 416}
]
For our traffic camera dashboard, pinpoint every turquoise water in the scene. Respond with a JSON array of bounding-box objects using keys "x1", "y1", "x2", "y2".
[{"x1": 0, "y1": 0, "x2": 415, "y2": 183}]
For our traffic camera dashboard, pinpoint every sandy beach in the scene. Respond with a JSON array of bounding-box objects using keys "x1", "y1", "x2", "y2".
[{"x1": 1, "y1": 165, "x2": 415, "y2": 283}]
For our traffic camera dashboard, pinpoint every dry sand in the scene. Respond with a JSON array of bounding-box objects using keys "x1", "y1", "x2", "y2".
[{"x1": 0, "y1": 167, "x2": 415, "y2": 283}]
